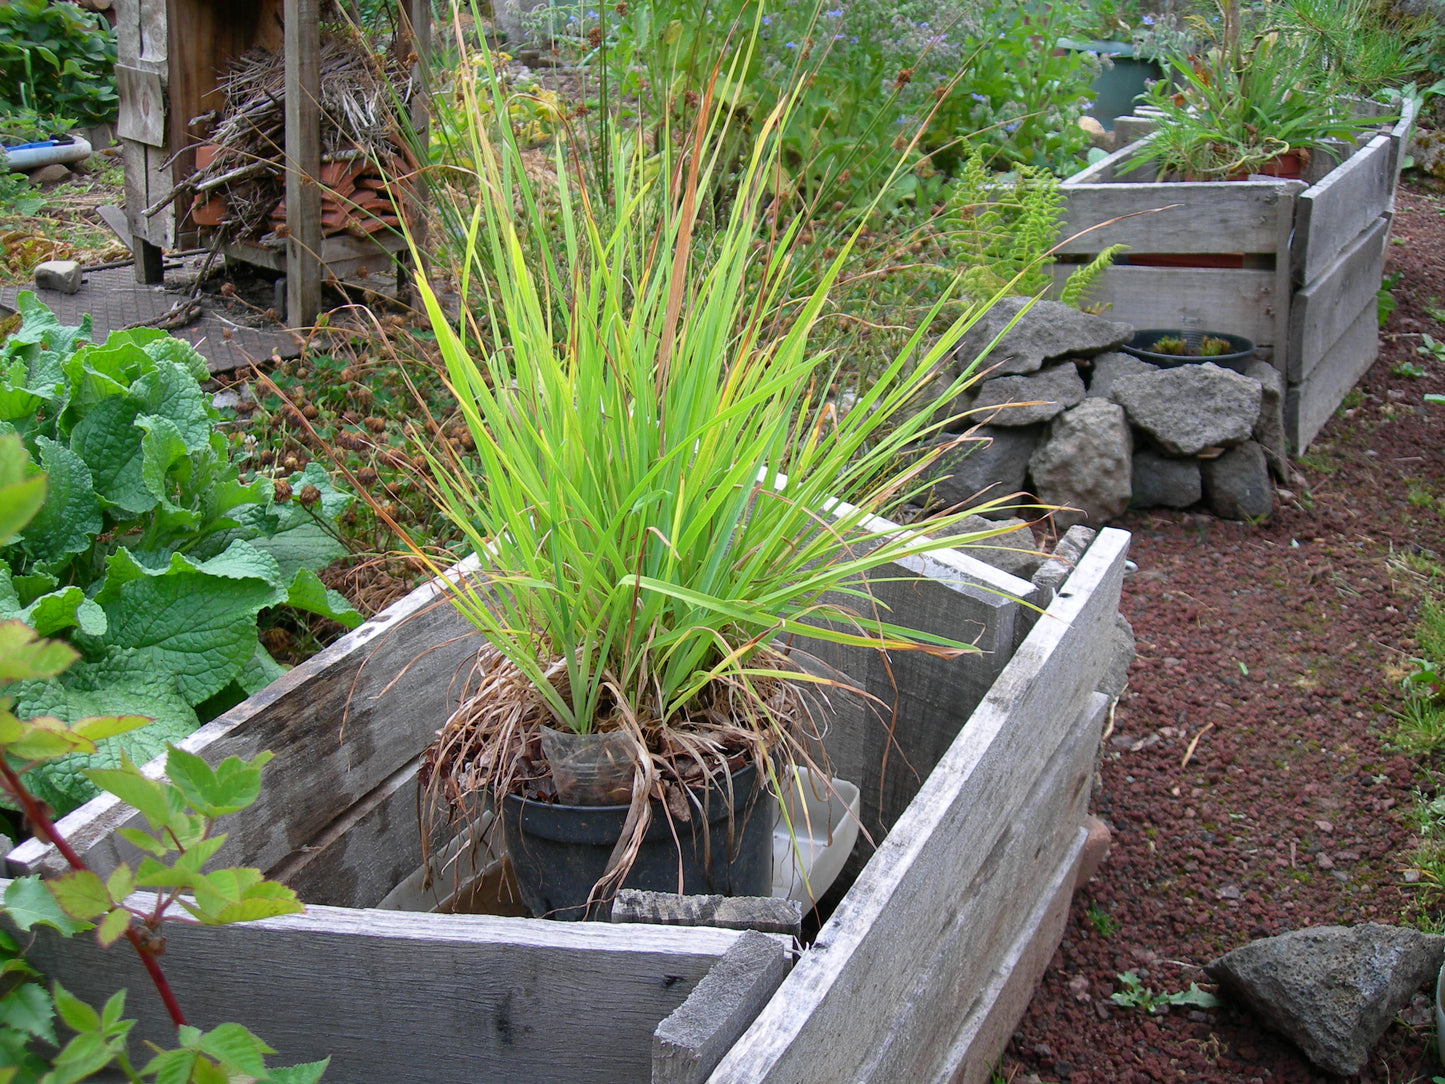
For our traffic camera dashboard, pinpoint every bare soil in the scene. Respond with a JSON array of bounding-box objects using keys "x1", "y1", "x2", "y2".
[{"x1": 1001, "y1": 177, "x2": 1445, "y2": 1083}]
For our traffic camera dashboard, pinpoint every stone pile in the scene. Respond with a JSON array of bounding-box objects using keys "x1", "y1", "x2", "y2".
[{"x1": 923, "y1": 297, "x2": 1286, "y2": 527}]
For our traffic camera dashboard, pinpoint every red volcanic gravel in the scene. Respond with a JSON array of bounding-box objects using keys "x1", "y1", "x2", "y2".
[{"x1": 1001, "y1": 179, "x2": 1445, "y2": 1084}]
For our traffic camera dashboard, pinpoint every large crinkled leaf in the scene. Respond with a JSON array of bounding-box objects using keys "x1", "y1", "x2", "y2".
[
  {"x1": 0, "y1": 568, "x2": 22, "y2": 613},
  {"x1": 20, "y1": 436, "x2": 100, "y2": 565},
  {"x1": 132, "y1": 362, "x2": 216, "y2": 451},
  {"x1": 238, "y1": 642, "x2": 286, "y2": 695},
  {"x1": 13, "y1": 651, "x2": 198, "y2": 814},
  {"x1": 0, "y1": 356, "x2": 48, "y2": 425},
  {"x1": 68, "y1": 394, "x2": 152, "y2": 515},
  {"x1": 141, "y1": 334, "x2": 210, "y2": 382},
  {"x1": 10, "y1": 291, "x2": 91, "y2": 365},
  {"x1": 0, "y1": 432, "x2": 46, "y2": 545},
  {"x1": 243, "y1": 465, "x2": 351, "y2": 583},
  {"x1": 285, "y1": 568, "x2": 363, "y2": 629},
  {"x1": 19, "y1": 586, "x2": 107, "y2": 638},
  {"x1": 11, "y1": 571, "x2": 56, "y2": 607},
  {"x1": 136, "y1": 413, "x2": 195, "y2": 515},
  {"x1": 100, "y1": 565, "x2": 283, "y2": 704},
  {"x1": 197, "y1": 539, "x2": 284, "y2": 588}
]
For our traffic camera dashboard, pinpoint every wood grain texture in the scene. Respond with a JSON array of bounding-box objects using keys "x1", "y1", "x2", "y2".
[
  {"x1": 1286, "y1": 299, "x2": 1377, "y2": 452},
  {"x1": 1293, "y1": 135, "x2": 1394, "y2": 286},
  {"x1": 846, "y1": 694, "x2": 1107, "y2": 1082},
  {"x1": 1047, "y1": 264, "x2": 1280, "y2": 345},
  {"x1": 7, "y1": 560, "x2": 485, "y2": 880},
  {"x1": 115, "y1": 63, "x2": 166, "y2": 147},
  {"x1": 938, "y1": 826, "x2": 1089, "y2": 1084},
  {"x1": 707, "y1": 529, "x2": 1130, "y2": 1082},
  {"x1": 12, "y1": 895, "x2": 750, "y2": 1083},
  {"x1": 1056, "y1": 179, "x2": 1298, "y2": 256},
  {"x1": 1287, "y1": 216, "x2": 1388, "y2": 382},
  {"x1": 284, "y1": 0, "x2": 323, "y2": 326},
  {"x1": 654, "y1": 931, "x2": 792, "y2": 1084}
]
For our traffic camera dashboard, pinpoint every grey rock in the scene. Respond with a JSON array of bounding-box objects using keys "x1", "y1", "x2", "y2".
[
  {"x1": 25, "y1": 163, "x2": 71, "y2": 185},
  {"x1": 1131, "y1": 448, "x2": 1202, "y2": 509},
  {"x1": 1244, "y1": 358, "x2": 1288, "y2": 479},
  {"x1": 1201, "y1": 441, "x2": 1274, "y2": 520},
  {"x1": 1113, "y1": 363, "x2": 1263, "y2": 456},
  {"x1": 1205, "y1": 924, "x2": 1445, "y2": 1077},
  {"x1": 34, "y1": 259, "x2": 82, "y2": 295},
  {"x1": 1086, "y1": 351, "x2": 1157, "y2": 401},
  {"x1": 933, "y1": 513, "x2": 1044, "y2": 580},
  {"x1": 948, "y1": 296, "x2": 1134, "y2": 378},
  {"x1": 924, "y1": 424, "x2": 1042, "y2": 516},
  {"x1": 1098, "y1": 612, "x2": 1136, "y2": 700},
  {"x1": 972, "y1": 364, "x2": 1086, "y2": 427},
  {"x1": 1029, "y1": 399, "x2": 1133, "y2": 530}
]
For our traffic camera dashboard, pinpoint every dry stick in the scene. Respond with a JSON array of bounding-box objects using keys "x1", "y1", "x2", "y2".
[
  {"x1": 1180, "y1": 721, "x2": 1214, "y2": 769},
  {"x1": 0, "y1": 758, "x2": 188, "y2": 1029}
]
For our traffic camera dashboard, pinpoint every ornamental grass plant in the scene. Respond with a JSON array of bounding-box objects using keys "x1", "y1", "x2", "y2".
[{"x1": 401, "y1": 24, "x2": 1037, "y2": 901}]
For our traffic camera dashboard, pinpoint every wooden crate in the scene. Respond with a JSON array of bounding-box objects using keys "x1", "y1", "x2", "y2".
[
  {"x1": 1053, "y1": 101, "x2": 1415, "y2": 451},
  {"x1": 6, "y1": 528, "x2": 1130, "y2": 1083}
]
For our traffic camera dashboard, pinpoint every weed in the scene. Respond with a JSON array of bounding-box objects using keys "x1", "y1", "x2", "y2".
[
  {"x1": 1379, "y1": 270, "x2": 1402, "y2": 326},
  {"x1": 1394, "y1": 360, "x2": 1428, "y2": 379},
  {"x1": 1418, "y1": 333, "x2": 1445, "y2": 362},
  {"x1": 1087, "y1": 904, "x2": 1120, "y2": 937},
  {"x1": 1110, "y1": 971, "x2": 1220, "y2": 1014},
  {"x1": 1425, "y1": 298, "x2": 1445, "y2": 324}
]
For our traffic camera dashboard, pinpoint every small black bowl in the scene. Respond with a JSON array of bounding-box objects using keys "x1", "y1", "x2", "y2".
[{"x1": 1121, "y1": 329, "x2": 1256, "y2": 371}]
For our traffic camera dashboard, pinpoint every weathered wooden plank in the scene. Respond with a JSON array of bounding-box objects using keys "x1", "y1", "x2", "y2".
[
  {"x1": 794, "y1": 545, "x2": 1032, "y2": 881},
  {"x1": 1286, "y1": 298, "x2": 1377, "y2": 453},
  {"x1": 1288, "y1": 216, "x2": 1389, "y2": 383},
  {"x1": 847, "y1": 693, "x2": 1108, "y2": 1082},
  {"x1": 1047, "y1": 264, "x2": 1280, "y2": 346},
  {"x1": 614, "y1": 890, "x2": 804, "y2": 938},
  {"x1": 13, "y1": 893, "x2": 751, "y2": 1084},
  {"x1": 114, "y1": 0, "x2": 140, "y2": 66},
  {"x1": 285, "y1": 0, "x2": 323, "y2": 326},
  {"x1": 269, "y1": 755, "x2": 452, "y2": 908},
  {"x1": 1056, "y1": 179, "x2": 1297, "y2": 256},
  {"x1": 936, "y1": 826, "x2": 1089, "y2": 1084},
  {"x1": 1293, "y1": 135, "x2": 1393, "y2": 286},
  {"x1": 115, "y1": 63, "x2": 167, "y2": 147},
  {"x1": 8, "y1": 560, "x2": 485, "y2": 881},
  {"x1": 654, "y1": 931, "x2": 792, "y2": 1084},
  {"x1": 707, "y1": 528, "x2": 1129, "y2": 1082}
]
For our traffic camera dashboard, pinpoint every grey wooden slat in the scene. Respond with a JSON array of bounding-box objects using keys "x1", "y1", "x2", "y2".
[
  {"x1": 930, "y1": 826, "x2": 1090, "y2": 1083},
  {"x1": 653, "y1": 930, "x2": 793, "y2": 1084},
  {"x1": 1286, "y1": 300, "x2": 1378, "y2": 452},
  {"x1": 1056, "y1": 179, "x2": 1297, "y2": 255},
  {"x1": 1048, "y1": 264, "x2": 1280, "y2": 345},
  {"x1": 851, "y1": 693, "x2": 1108, "y2": 1082},
  {"x1": 1293, "y1": 135, "x2": 1394, "y2": 286},
  {"x1": 1287, "y1": 216, "x2": 1389, "y2": 382},
  {"x1": 12, "y1": 895, "x2": 751, "y2": 1084},
  {"x1": 284, "y1": 0, "x2": 323, "y2": 326},
  {"x1": 707, "y1": 528, "x2": 1129, "y2": 1082}
]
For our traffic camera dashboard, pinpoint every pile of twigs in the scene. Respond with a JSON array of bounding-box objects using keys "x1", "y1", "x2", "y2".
[{"x1": 164, "y1": 28, "x2": 419, "y2": 245}]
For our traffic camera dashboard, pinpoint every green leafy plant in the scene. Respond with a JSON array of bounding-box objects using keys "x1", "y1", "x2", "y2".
[
  {"x1": 411, "y1": 44, "x2": 1038, "y2": 902},
  {"x1": 1130, "y1": 7, "x2": 1385, "y2": 181},
  {"x1": 1379, "y1": 270, "x2": 1403, "y2": 328},
  {"x1": 1418, "y1": 333, "x2": 1445, "y2": 363},
  {"x1": 1424, "y1": 299, "x2": 1445, "y2": 325},
  {"x1": 1149, "y1": 335, "x2": 1188, "y2": 355},
  {"x1": 0, "y1": 295, "x2": 361, "y2": 814},
  {"x1": 1198, "y1": 335, "x2": 1231, "y2": 357},
  {"x1": 0, "y1": 0, "x2": 117, "y2": 131},
  {"x1": 1110, "y1": 971, "x2": 1220, "y2": 1014},
  {"x1": 1086, "y1": 903, "x2": 1119, "y2": 937},
  {"x1": 1394, "y1": 360, "x2": 1428, "y2": 379},
  {"x1": 0, "y1": 431, "x2": 325, "y2": 1082}
]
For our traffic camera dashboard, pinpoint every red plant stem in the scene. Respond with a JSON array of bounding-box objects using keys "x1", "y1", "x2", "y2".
[{"x1": 0, "y1": 758, "x2": 188, "y2": 1028}]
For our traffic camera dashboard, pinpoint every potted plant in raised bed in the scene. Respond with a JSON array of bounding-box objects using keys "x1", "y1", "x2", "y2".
[
  {"x1": 1125, "y1": 5, "x2": 1382, "y2": 181},
  {"x1": 396, "y1": 62, "x2": 1032, "y2": 921}
]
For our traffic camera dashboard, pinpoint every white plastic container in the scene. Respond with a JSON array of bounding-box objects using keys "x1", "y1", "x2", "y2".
[{"x1": 772, "y1": 768, "x2": 861, "y2": 903}]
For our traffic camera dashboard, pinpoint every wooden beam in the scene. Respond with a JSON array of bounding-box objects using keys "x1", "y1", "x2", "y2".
[{"x1": 284, "y1": 0, "x2": 322, "y2": 326}]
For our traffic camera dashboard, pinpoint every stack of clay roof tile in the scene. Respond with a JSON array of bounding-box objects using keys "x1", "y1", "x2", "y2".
[{"x1": 264, "y1": 152, "x2": 411, "y2": 242}]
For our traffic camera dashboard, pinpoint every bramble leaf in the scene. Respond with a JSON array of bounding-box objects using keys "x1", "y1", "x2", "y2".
[
  {"x1": 95, "y1": 906, "x2": 131, "y2": 948},
  {"x1": 166, "y1": 745, "x2": 272, "y2": 817},
  {"x1": 49, "y1": 871, "x2": 111, "y2": 922},
  {"x1": 2, "y1": 876, "x2": 91, "y2": 935}
]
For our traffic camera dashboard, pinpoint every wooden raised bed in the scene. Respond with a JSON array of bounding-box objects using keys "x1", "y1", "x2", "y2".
[
  {"x1": 6, "y1": 527, "x2": 1130, "y2": 1083},
  {"x1": 1053, "y1": 101, "x2": 1416, "y2": 451}
]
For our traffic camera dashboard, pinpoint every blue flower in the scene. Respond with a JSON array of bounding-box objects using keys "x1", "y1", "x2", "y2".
[
  {"x1": 785, "y1": 40, "x2": 797, "y2": 48},
  {"x1": 761, "y1": 14, "x2": 770, "y2": 24},
  {"x1": 849, "y1": 35, "x2": 858, "y2": 43},
  {"x1": 1141, "y1": 14, "x2": 1155, "y2": 25},
  {"x1": 826, "y1": 8, "x2": 842, "y2": 17},
  {"x1": 1005, "y1": 122, "x2": 1018, "y2": 132},
  {"x1": 970, "y1": 92, "x2": 986, "y2": 102}
]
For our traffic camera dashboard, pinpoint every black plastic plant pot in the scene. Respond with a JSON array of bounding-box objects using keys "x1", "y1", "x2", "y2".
[
  {"x1": 500, "y1": 761, "x2": 773, "y2": 921},
  {"x1": 1121, "y1": 329, "x2": 1257, "y2": 372}
]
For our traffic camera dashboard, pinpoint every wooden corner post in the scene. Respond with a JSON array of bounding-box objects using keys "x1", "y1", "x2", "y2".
[{"x1": 283, "y1": 0, "x2": 322, "y2": 327}]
